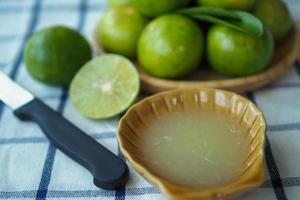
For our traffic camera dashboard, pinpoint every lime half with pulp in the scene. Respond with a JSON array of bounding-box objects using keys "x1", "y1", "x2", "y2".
[{"x1": 70, "y1": 54, "x2": 140, "y2": 119}]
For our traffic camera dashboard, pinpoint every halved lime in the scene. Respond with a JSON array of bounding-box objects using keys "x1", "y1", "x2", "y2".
[{"x1": 70, "y1": 54, "x2": 140, "y2": 119}]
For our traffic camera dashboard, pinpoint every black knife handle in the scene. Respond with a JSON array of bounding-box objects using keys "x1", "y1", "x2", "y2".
[{"x1": 14, "y1": 98, "x2": 128, "y2": 190}]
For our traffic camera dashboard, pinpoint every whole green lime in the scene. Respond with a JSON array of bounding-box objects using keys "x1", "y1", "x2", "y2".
[
  {"x1": 197, "y1": 0, "x2": 256, "y2": 11},
  {"x1": 138, "y1": 14, "x2": 204, "y2": 79},
  {"x1": 25, "y1": 26, "x2": 91, "y2": 86},
  {"x1": 253, "y1": 0, "x2": 292, "y2": 42},
  {"x1": 207, "y1": 25, "x2": 274, "y2": 77},
  {"x1": 107, "y1": 0, "x2": 132, "y2": 7},
  {"x1": 133, "y1": 0, "x2": 190, "y2": 17},
  {"x1": 97, "y1": 5, "x2": 148, "y2": 58}
]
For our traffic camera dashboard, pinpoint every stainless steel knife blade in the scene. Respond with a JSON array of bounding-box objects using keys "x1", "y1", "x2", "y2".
[{"x1": 0, "y1": 71, "x2": 34, "y2": 109}]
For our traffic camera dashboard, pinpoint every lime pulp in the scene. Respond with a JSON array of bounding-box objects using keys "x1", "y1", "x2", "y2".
[{"x1": 70, "y1": 54, "x2": 140, "y2": 119}]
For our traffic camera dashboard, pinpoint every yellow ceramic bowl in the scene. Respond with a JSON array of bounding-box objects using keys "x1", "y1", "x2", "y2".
[{"x1": 118, "y1": 88, "x2": 266, "y2": 200}]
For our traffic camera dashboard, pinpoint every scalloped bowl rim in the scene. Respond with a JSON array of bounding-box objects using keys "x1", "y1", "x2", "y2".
[{"x1": 118, "y1": 88, "x2": 267, "y2": 199}]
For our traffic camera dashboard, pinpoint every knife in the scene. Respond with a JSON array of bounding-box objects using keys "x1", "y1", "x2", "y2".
[{"x1": 0, "y1": 71, "x2": 128, "y2": 190}]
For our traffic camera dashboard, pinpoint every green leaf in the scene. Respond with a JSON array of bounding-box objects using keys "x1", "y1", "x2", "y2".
[
  {"x1": 177, "y1": 7, "x2": 264, "y2": 37},
  {"x1": 232, "y1": 11, "x2": 264, "y2": 37},
  {"x1": 177, "y1": 6, "x2": 240, "y2": 19}
]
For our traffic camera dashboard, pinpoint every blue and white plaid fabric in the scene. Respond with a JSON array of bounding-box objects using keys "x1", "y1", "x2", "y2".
[{"x1": 0, "y1": 0, "x2": 300, "y2": 199}]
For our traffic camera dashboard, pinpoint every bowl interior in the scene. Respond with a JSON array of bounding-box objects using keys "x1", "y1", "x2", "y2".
[{"x1": 118, "y1": 88, "x2": 266, "y2": 199}]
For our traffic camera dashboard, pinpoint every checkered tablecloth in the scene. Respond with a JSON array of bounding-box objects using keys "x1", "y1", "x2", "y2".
[{"x1": 0, "y1": 0, "x2": 300, "y2": 199}]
